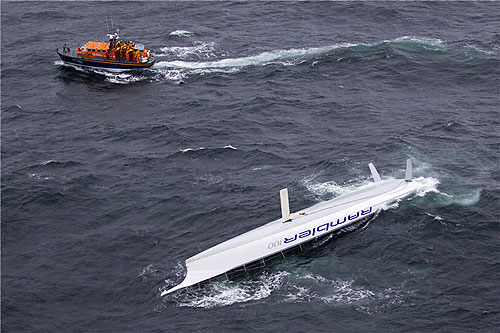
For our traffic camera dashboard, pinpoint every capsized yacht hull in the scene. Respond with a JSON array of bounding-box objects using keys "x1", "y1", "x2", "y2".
[{"x1": 162, "y1": 160, "x2": 417, "y2": 296}]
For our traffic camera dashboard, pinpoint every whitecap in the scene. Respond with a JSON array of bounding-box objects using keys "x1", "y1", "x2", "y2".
[
  {"x1": 179, "y1": 145, "x2": 236, "y2": 153},
  {"x1": 252, "y1": 165, "x2": 272, "y2": 171},
  {"x1": 196, "y1": 174, "x2": 223, "y2": 185},
  {"x1": 180, "y1": 147, "x2": 205, "y2": 153},
  {"x1": 426, "y1": 212, "x2": 443, "y2": 221},
  {"x1": 40, "y1": 160, "x2": 56, "y2": 166},
  {"x1": 169, "y1": 30, "x2": 194, "y2": 37},
  {"x1": 391, "y1": 36, "x2": 445, "y2": 47},
  {"x1": 28, "y1": 173, "x2": 52, "y2": 181}
]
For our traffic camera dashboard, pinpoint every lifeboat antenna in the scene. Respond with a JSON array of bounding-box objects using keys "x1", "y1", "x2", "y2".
[
  {"x1": 106, "y1": 15, "x2": 120, "y2": 41},
  {"x1": 105, "y1": 15, "x2": 115, "y2": 33}
]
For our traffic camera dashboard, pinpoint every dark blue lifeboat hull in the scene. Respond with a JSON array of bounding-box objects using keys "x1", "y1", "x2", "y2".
[{"x1": 57, "y1": 50, "x2": 155, "y2": 71}]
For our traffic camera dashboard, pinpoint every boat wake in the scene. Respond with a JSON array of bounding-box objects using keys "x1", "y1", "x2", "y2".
[
  {"x1": 149, "y1": 36, "x2": 447, "y2": 82},
  {"x1": 156, "y1": 41, "x2": 222, "y2": 59},
  {"x1": 154, "y1": 44, "x2": 345, "y2": 70},
  {"x1": 154, "y1": 36, "x2": 445, "y2": 69}
]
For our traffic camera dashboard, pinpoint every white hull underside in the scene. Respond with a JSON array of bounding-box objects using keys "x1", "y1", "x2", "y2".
[{"x1": 162, "y1": 161, "x2": 419, "y2": 295}]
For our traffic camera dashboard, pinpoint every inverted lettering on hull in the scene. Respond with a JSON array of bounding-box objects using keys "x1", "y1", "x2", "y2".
[{"x1": 281, "y1": 206, "x2": 373, "y2": 245}]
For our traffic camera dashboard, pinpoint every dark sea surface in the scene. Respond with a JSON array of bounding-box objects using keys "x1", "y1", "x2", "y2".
[{"x1": 2, "y1": 1, "x2": 500, "y2": 332}]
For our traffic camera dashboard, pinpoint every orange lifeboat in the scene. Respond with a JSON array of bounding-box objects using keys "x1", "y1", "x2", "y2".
[{"x1": 57, "y1": 29, "x2": 155, "y2": 71}]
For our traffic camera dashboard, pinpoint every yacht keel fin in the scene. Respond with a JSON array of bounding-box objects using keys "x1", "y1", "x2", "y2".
[
  {"x1": 405, "y1": 159, "x2": 412, "y2": 182},
  {"x1": 280, "y1": 188, "x2": 291, "y2": 222},
  {"x1": 369, "y1": 163, "x2": 381, "y2": 183}
]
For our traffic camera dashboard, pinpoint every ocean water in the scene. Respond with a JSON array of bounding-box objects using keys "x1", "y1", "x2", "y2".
[{"x1": 2, "y1": 2, "x2": 499, "y2": 332}]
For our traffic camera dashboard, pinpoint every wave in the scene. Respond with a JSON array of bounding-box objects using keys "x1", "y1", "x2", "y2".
[
  {"x1": 387, "y1": 36, "x2": 445, "y2": 51},
  {"x1": 2, "y1": 104, "x2": 22, "y2": 111},
  {"x1": 169, "y1": 30, "x2": 194, "y2": 37},
  {"x1": 421, "y1": 188, "x2": 482, "y2": 207},
  {"x1": 180, "y1": 147, "x2": 206, "y2": 153},
  {"x1": 179, "y1": 145, "x2": 238, "y2": 154},
  {"x1": 24, "y1": 159, "x2": 82, "y2": 171},
  {"x1": 40, "y1": 159, "x2": 57, "y2": 166},
  {"x1": 38, "y1": 159, "x2": 82, "y2": 168}
]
